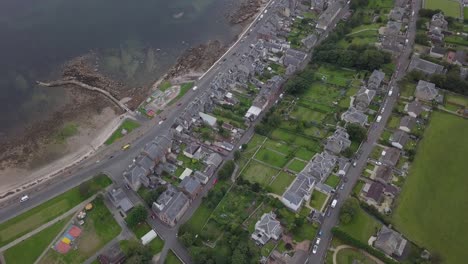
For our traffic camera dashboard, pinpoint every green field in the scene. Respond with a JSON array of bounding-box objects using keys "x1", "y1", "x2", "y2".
[
  {"x1": 337, "y1": 200, "x2": 381, "y2": 243},
  {"x1": 446, "y1": 93, "x2": 468, "y2": 107},
  {"x1": 0, "y1": 175, "x2": 111, "y2": 247},
  {"x1": 291, "y1": 106, "x2": 327, "y2": 122},
  {"x1": 324, "y1": 174, "x2": 341, "y2": 189},
  {"x1": 294, "y1": 147, "x2": 316, "y2": 160},
  {"x1": 242, "y1": 160, "x2": 280, "y2": 186},
  {"x1": 130, "y1": 222, "x2": 152, "y2": 239},
  {"x1": 148, "y1": 236, "x2": 165, "y2": 254},
  {"x1": 263, "y1": 139, "x2": 293, "y2": 155},
  {"x1": 105, "y1": 119, "x2": 140, "y2": 145},
  {"x1": 465, "y1": 7, "x2": 468, "y2": 18},
  {"x1": 270, "y1": 172, "x2": 295, "y2": 195},
  {"x1": 254, "y1": 148, "x2": 289, "y2": 168},
  {"x1": 393, "y1": 112, "x2": 468, "y2": 263},
  {"x1": 309, "y1": 191, "x2": 328, "y2": 211},
  {"x1": 40, "y1": 197, "x2": 121, "y2": 264},
  {"x1": 165, "y1": 250, "x2": 182, "y2": 264},
  {"x1": 424, "y1": 0, "x2": 461, "y2": 18},
  {"x1": 287, "y1": 159, "x2": 307, "y2": 172},
  {"x1": 4, "y1": 215, "x2": 73, "y2": 264},
  {"x1": 315, "y1": 66, "x2": 356, "y2": 87},
  {"x1": 336, "y1": 248, "x2": 378, "y2": 264}
]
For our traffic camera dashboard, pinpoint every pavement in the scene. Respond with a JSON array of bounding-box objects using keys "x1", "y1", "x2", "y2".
[{"x1": 306, "y1": 0, "x2": 421, "y2": 263}]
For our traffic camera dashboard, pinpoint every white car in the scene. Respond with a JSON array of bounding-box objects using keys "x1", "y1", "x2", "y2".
[
  {"x1": 312, "y1": 245, "x2": 318, "y2": 254},
  {"x1": 316, "y1": 237, "x2": 321, "y2": 245},
  {"x1": 158, "y1": 121, "x2": 163, "y2": 125},
  {"x1": 192, "y1": 85, "x2": 198, "y2": 91},
  {"x1": 20, "y1": 195, "x2": 29, "y2": 203}
]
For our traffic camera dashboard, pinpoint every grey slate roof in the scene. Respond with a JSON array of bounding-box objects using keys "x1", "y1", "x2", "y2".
[
  {"x1": 108, "y1": 188, "x2": 134, "y2": 212},
  {"x1": 389, "y1": 7, "x2": 405, "y2": 21},
  {"x1": 282, "y1": 174, "x2": 315, "y2": 210},
  {"x1": 380, "y1": 147, "x2": 401, "y2": 167},
  {"x1": 408, "y1": 56, "x2": 445, "y2": 75},
  {"x1": 301, "y1": 34, "x2": 318, "y2": 49},
  {"x1": 415, "y1": 80, "x2": 439, "y2": 101},
  {"x1": 325, "y1": 127, "x2": 352, "y2": 154},
  {"x1": 306, "y1": 152, "x2": 337, "y2": 180},
  {"x1": 399, "y1": 116, "x2": 416, "y2": 131},
  {"x1": 205, "y1": 152, "x2": 223, "y2": 167},
  {"x1": 152, "y1": 185, "x2": 190, "y2": 225},
  {"x1": 374, "y1": 226, "x2": 408, "y2": 256},
  {"x1": 375, "y1": 165, "x2": 393, "y2": 184},
  {"x1": 405, "y1": 101, "x2": 423, "y2": 117},
  {"x1": 367, "y1": 70, "x2": 385, "y2": 90},
  {"x1": 341, "y1": 107, "x2": 368, "y2": 126},
  {"x1": 390, "y1": 130, "x2": 409, "y2": 148},
  {"x1": 178, "y1": 176, "x2": 201, "y2": 197},
  {"x1": 355, "y1": 87, "x2": 376, "y2": 110}
]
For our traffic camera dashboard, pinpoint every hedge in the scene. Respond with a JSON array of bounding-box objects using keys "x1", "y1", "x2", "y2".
[{"x1": 332, "y1": 228, "x2": 399, "y2": 264}]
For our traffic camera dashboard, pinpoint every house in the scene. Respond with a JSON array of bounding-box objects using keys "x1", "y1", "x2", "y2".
[
  {"x1": 408, "y1": 56, "x2": 445, "y2": 75},
  {"x1": 354, "y1": 87, "x2": 376, "y2": 111},
  {"x1": 325, "y1": 127, "x2": 352, "y2": 154},
  {"x1": 245, "y1": 105, "x2": 263, "y2": 120},
  {"x1": 415, "y1": 80, "x2": 442, "y2": 103},
  {"x1": 283, "y1": 49, "x2": 307, "y2": 67},
  {"x1": 152, "y1": 185, "x2": 190, "y2": 227},
  {"x1": 367, "y1": 70, "x2": 385, "y2": 91},
  {"x1": 310, "y1": 0, "x2": 325, "y2": 11},
  {"x1": 380, "y1": 147, "x2": 401, "y2": 167},
  {"x1": 390, "y1": 130, "x2": 409, "y2": 149},
  {"x1": 135, "y1": 155, "x2": 156, "y2": 173},
  {"x1": 429, "y1": 46, "x2": 446, "y2": 59},
  {"x1": 385, "y1": 21, "x2": 402, "y2": 35},
  {"x1": 281, "y1": 174, "x2": 315, "y2": 212},
  {"x1": 107, "y1": 188, "x2": 134, "y2": 212},
  {"x1": 374, "y1": 226, "x2": 408, "y2": 257},
  {"x1": 123, "y1": 165, "x2": 150, "y2": 191},
  {"x1": 142, "y1": 135, "x2": 172, "y2": 163},
  {"x1": 251, "y1": 212, "x2": 283, "y2": 245},
  {"x1": 199, "y1": 112, "x2": 217, "y2": 127},
  {"x1": 364, "y1": 181, "x2": 385, "y2": 204},
  {"x1": 455, "y1": 50, "x2": 468, "y2": 66},
  {"x1": 375, "y1": 165, "x2": 393, "y2": 184},
  {"x1": 205, "y1": 152, "x2": 223, "y2": 167},
  {"x1": 193, "y1": 171, "x2": 209, "y2": 184},
  {"x1": 179, "y1": 168, "x2": 193, "y2": 180},
  {"x1": 307, "y1": 152, "x2": 337, "y2": 180},
  {"x1": 405, "y1": 101, "x2": 423, "y2": 118},
  {"x1": 430, "y1": 13, "x2": 448, "y2": 31},
  {"x1": 183, "y1": 143, "x2": 201, "y2": 159},
  {"x1": 389, "y1": 7, "x2": 405, "y2": 21},
  {"x1": 341, "y1": 107, "x2": 368, "y2": 126},
  {"x1": 398, "y1": 116, "x2": 416, "y2": 132},
  {"x1": 316, "y1": 2, "x2": 342, "y2": 31},
  {"x1": 301, "y1": 34, "x2": 318, "y2": 49},
  {"x1": 178, "y1": 176, "x2": 202, "y2": 199},
  {"x1": 445, "y1": 50, "x2": 457, "y2": 64},
  {"x1": 97, "y1": 243, "x2": 125, "y2": 264}
]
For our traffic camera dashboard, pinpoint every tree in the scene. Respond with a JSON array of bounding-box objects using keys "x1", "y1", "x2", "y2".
[
  {"x1": 347, "y1": 123, "x2": 367, "y2": 143},
  {"x1": 342, "y1": 147, "x2": 354, "y2": 158},
  {"x1": 339, "y1": 198, "x2": 360, "y2": 224},
  {"x1": 218, "y1": 160, "x2": 236, "y2": 180},
  {"x1": 121, "y1": 240, "x2": 152, "y2": 264},
  {"x1": 142, "y1": 186, "x2": 167, "y2": 206},
  {"x1": 415, "y1": 32, "x2": 429, "y2": 46},
  {"x1": 126, "y1": 205, "x2": 148, "y2": 228},
  {"x1": 234, "y1": 150, "x2": 241, "y2": 160}
]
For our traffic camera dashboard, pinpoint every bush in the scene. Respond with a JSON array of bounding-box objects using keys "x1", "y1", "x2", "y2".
[
  {"x1": 218, "y1": 160, "x2": 235, "y2": 180},
  {"x1": 126, "y1": 205, "x2": 148, "y2": 228}
]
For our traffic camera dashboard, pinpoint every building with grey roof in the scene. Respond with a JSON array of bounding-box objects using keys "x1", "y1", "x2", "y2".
[
  {"x1": 123, "y1": 164, "x2": 150, "y2": 191},
  {"x1": 405, "y1": 101, "x2": 423, "y2": 118},
  {"x1": 199, "y1": 112, "x2": 217, "y2": 127},
  {"x1": 374, "y1": 226, "x2": 408, "y2": 257},
  {"x1": 316, "y1": 2, "x2": 342, "y2": 31},
  {"x1": 408, "y1": 56, "x2": 445, "y2": 75},
  {"x1": 107, "y1": 188, "x2": 134, "y2": 212},
  {"x1": 251, "y1": 212, "x2": 283, "y2": 245},
  {"x1": 310, "y1": 0, "x2": 325, "y2": 12},
  {"x1": 367, "y1": 70, "x2": 386, "y2": 91},
  {"x1": 152, "y1": 185, "x2": 190, "y2": 227},
  {"x1": 380, "y1": 147, "x2": 401, "y2": 167},
  {"x1": 301, "y1": 34, "x2": 318, "y2": 49},
  {"x1": 325, "y1": 127, "x2": 352, "y2": 154},
  {"x1": 430, "y1": 13, "x2": 448, "y2": 31},
  {"x1": 390, "y1": 130, "x2": 409, "y2": 149},
  {"x1": 193, "y1": 171, "x2": 209, "y2": 184},
  {"x1": 205, "y1": 152, "x2": 223, "y2": 167},
  {"x1": 281, "y1": 174, "x2": 315, "y2": 212},
  {"x1": 385, "y1": 21, "x2": 402, "y2": 35},
  {"x1": 341, "y1": 107, "x2": 368, "y2": 126},
  {"x1": 375, "y1": 165, "x2": 393, "y2": 184},
  {"x1": 307, "y1": 152, "x2": 337, "y2": 180},
  {"x1": 178, "y1": 176, "x2": 202, "y2": 199},
  {"x1": 135, "y1": 155, "x2": 156, "y2": 172},
  {"x1": 415, "y1": 80, "x2": 443, "y2": 103},
  {"x1": 399, "y1": 116, "x2": 416, "y2": 133},
  {"x1": 354, "y1": 87, "x2": 376, "y2": 111},
  {"x1": 389, "y1": 7, "x2": 405, "y2": 21},
  {"x1": 142, "y1": 134, "x2": 172, "y2": 163},
  {"x1": 183, "y1": 143, "x2": 201, "y2": 159}
]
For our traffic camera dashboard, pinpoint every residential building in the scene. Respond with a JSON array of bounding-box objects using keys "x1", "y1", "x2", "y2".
[
  {"x1": 380, "y1": 147, "x2": 401, "y2": 167},
  {"x1": 430, "y1": 13, "x2": 448, "y2": 31},
  {"x1": 415, "y1": 80, "x2": 443, "y2": 103},
  {"x1": 341, "y1": 107, "x2": 368, "y2": 126},
  {"x1": 405, "y1": 101, "x2": 423, "y2": 118},
  {"x1": 316, "y1": 2, "x2": 342, "y2": 31},
  {"x1": 408, "y1": 56, "x2": 445, "y2": 75},
  {"x1": 178, "y1": 176, "x2": 202, "y2": 199},
  {"x1": 301, "y1": 34, "x2": 318, "y2": 49},
  {"x1": 354, "y1": 87, "x2": 376, "y2": 111},
  {"x1": 374, "y1": 226, "x2": 408, "y2": 257},
  {"x1": 283, "y1": 48, "x2": 307, "y2": 67},
  {"x1": 205, "y1": 152, "x2": 223, "y2": 167},
  {"x1": 367, "y1": 70, "x2": 386, "y2": 91},
  {"x1": 199, "y1": 112, "x2": 217, "y2": 127},
  {"x1": 107, "y1": 188, "x2": 134, "y2": 212},
  {"x1": 123, "y1": 164, "x2": 150, "y2": 191},
  {"x1": 390, "y1": 130, "x2": 409, "y2": 149},
  {"x1": 429, "y1": 46, "x2": 446, "y2": 59},
  {"x1": 389, "y1": 7, "x2": 405, "y2": 21},
  {"x1": 363, "y1": 181, "x2": 385, "y2": 204},
  {"x1": 97, "y1": 243, "x2": 126, "y2": 264},
  {"x1": 193, "y1": 171, "x2": 209, "y2": 184},
  {"x1": 245, "y1": 105, "x2": 263, "y2": 120},
  {"x1": 281, "y1": 174, "x2": 315, "y2": 212},
  {"x1": 375, "y1": 165, "x2": 393, "y2": 184},
  {"x1": 399, "y1": 116, "x2": 416, "y2": 132},
  {"x1": 183, "y1": 143, "x2": 201, "y2": 159},
  {"x1": 455, "y1": 50, "x2": 468, "y2": 66},
  {"x1": 306, "y1": 152, "x2": 337, "y2": 180},
  {"x1": 310, "y1": 0, "x2": 325, "y2": 12},
  {"x1": 384, "y1": 21, "x2": 402, "y2": 35},
  {"x1": 251, "y1": 212, "x2": 283, "y2": 245},
  {"x1": 152, "y1": 185, "x2": 190, "y2": 227},
  {"x1": 142, "y1": 135, "x2": 172, "y2": 163},
  {"x1": 325, "y1": 127, "x2": 352, "y2": 154}
]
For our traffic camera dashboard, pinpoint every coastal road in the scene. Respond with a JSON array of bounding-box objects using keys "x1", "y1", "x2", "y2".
[{"x1": 307, "y1": 0, "x2": 420, "y2": 263}]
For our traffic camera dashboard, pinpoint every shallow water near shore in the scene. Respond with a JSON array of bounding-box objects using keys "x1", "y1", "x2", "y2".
[{"x1": 0, "y1": 0, "x2": 241, "y2": 138}]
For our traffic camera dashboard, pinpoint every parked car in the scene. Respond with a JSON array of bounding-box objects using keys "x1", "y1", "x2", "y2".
[
  {"x1": 316, "y1": 238, "x2": 321, "y2": 245},
  {"x1": 20, "y1": 195, "x2": 29, "y2": 203},
  {"x1": 312, "y1": 245, "x2": 318, "y2": 254}
]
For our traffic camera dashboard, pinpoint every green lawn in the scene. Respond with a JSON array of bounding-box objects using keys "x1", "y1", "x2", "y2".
[
  {"x1": 324, "y1": 174, "x2": 341, "y2": 189},
  {"x1": 4, "y1": 215, "x2": 73, "y2": 264},
  {"x1": 445, "y1": 35, "x2": 468, "y2": 46},
  {"x1": 0, "y1": 174, "x2": 111, "y2": 247},
  {"x1": 465, "y1": 7, "x2": 468, "y2": 19},
  {"x1": 291, "y1": 106, "x2": 327, "y2": 122},
  {"x1": 337, "y1": 200, "x2": 381, "y2": 243},
  {"x1": 399, "y1": 81, "x2": 416, "y2": 98},
  {"x1": 309, "y1": 191, "x2": 328, "y2": 211},
  {"x1": 270, "y1": 172, "x2": 295, "y2": 195},
  {"x1": 287, "y1": 159, "x2": 307, "y2": 172},
  {"x1": 424, "y1": 0, "x2": 461, "y2": 18},
  {"x1": 105, "y1": 119, "x2": 140, "y2": 145},
  {"x1": 315, "y1": 66, "x2": 356, "y2": 87},
  {"x1": 242, "y1": 160, "x2": 278, "y2": 186},
  {"x1": 39, "y1": 197, "x2": 121, "y2": 264},
  {"x1": 159, "y1": 81, "x2": 172, "y2": 91},
  {"x1": 294, "y1": 147, "x2": 316, "y2": 160},
  {"x1": 130, "y1": 222, "x2": 152, "y2": 239},
  {"x1": 263, "y1": 139, "x2": 293, "y2": 155},
  {"x1": 271, "y1": 129, "x2": 321, "y2": 150},
  {"x1": 336, "y1": 248, "x2": 378, "y2": 264},
  {"x1": 254, "y1": 148, "x2": 289, "y2": 168},
  {"x1": 165, "y1": 250, "x2": 182, "y2": 264},
  {"x1": 393, "y1": 112, "x2": 468, "y2": 264},
  {"x1": 148, "y1": 236, "x2": 165, "y2": 254},
  {"x1": 386, "y1": 115, "x2": 401, "y2": 129},
  {"x1": 168, "y1": 82, "x2": 194, "y2": 106},
  {"x1": 446, "y1": 93, "x2": 468, "y2": 107},
  {"x1": 293, "y1": 222, "x2": 317, "y2": 242}
]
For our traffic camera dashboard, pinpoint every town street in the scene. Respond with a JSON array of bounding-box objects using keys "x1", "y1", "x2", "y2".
[{"x1": 306, "y1": 0, "x2": 421, "y2": 262}]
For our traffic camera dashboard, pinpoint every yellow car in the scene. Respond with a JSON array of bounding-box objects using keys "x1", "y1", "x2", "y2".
[{"x1": 122, "y1": 144, "x2": 131, "y2": 150}]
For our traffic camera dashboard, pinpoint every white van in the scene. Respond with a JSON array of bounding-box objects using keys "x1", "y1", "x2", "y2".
[
  {"x1": 331, "y1": 199, "x2": 338, "y2": 208},
  {"x1": 20, "y1": 195, "x2": 29, "y2": 203},
  {"x1": 376, "y1": 115, "x2": 382, "y2": 123},
  {"x1": 388, "y1": 90, "x2": 393, "y2": 96}
]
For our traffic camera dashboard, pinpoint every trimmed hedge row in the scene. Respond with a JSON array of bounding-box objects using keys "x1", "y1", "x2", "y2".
[{"x1": 332, "y1": 228, "x2": 399, "y2": 264}]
